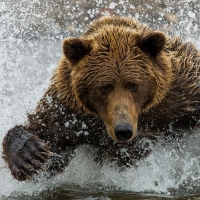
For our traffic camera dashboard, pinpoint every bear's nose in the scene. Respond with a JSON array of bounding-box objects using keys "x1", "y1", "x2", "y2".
[{"x1": 114, "y1": 123, "x2": 133, "y2": 141}]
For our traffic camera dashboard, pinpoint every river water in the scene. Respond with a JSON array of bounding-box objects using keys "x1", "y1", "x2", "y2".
[{"x1": 0, "y1": 0, "x2": 200, "y2": 199}]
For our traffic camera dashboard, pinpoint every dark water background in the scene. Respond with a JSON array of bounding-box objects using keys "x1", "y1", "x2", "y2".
[{"x1": 0, "y1": 0, "x2": 200, "y2": 199}]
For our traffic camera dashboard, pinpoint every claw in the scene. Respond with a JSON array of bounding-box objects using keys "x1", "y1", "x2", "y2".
[
  {"x1": 33, "y1": 152, "x2": 49, "y2": 163},
  {"x1": 48, "y1": 151, "x2": 54, "y2": 156},
  {"x1": 31, "y1": 160, "x2": 45, "y2": 171},
  {"x1": 29, "y1": 167, "x2": 40, "y2": 174},
  {"x1": 39, "y1": 165, "x2": 46, "y2": 171},
  {"x1": 35, "y1": 141, "x2": 49, "y2": 153},
  {"x1": 37, "y1": 163, "x2": 46, "y2": 171},
  {"x1": 40, "y1": 152, "x2": 50, "y2": 160},
  {"x1": 31, "y1": 160, "x2": 42, "y2": 168},
  {"x1": 25, "y1": 174, "x2": 32, "y2": 180},
  {"x1": 21, "y1": 170, "x2": 32, "y2": 180}
]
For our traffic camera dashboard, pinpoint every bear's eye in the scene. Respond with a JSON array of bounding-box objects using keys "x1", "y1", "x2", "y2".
[
  {"x1": 126, "y1": 83, "x2": 138, "y2": 92},
  {"x1": 99, "y1": 84, "x2": 114, "y2": 95}
]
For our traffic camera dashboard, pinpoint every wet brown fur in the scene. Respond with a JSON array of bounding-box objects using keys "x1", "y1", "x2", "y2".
[
  {"x1": 52, "y1": 16, "x2": 199, "y2": 140},
  {"x1": 2, "y1": 16, "x2": 200, "y2": 180}
]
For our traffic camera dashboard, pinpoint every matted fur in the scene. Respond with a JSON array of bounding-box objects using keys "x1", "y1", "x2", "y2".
[{"x1": 2, "y1": 16, "x2": 200, "y2": 181}]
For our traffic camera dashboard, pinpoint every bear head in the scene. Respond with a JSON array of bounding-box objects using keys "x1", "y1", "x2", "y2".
[{"x1": 61, "y1": 17, "x2": 173, "y2": 143}]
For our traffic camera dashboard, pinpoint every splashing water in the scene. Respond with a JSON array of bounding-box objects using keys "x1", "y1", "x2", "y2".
[{"x1": 0, "y1": 0, "x2": 200, "y2": 199}]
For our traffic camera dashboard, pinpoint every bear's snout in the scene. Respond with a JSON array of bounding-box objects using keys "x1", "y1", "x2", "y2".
[{"x1": 114, "y1": 122, "x2": 133, "y2": 141}]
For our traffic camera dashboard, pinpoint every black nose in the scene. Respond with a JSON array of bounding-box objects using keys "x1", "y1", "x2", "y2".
[{"x1": 114, "y1": 123, "x2": 133, "y2": 141}]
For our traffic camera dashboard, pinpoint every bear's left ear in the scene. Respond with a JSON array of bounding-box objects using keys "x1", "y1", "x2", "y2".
[
  {"x1": 138, "y1": 31, "x2": 166, "y2": 57},
  {"x1": 63, "y1": 37, "x2": 92, "y2": 65}
]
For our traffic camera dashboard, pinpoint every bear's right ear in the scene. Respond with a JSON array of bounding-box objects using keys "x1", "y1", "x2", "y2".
[
  {"x1": 138, "y1": 31, "x2": 166, "y2": 57},
  {"x1": 63, "y1": 37, "x2": 92, "y2": 65}
]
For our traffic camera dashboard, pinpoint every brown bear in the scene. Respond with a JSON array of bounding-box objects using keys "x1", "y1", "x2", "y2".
[{"x1": 2, "y1": 16, "x2": 200, "y2": 181}]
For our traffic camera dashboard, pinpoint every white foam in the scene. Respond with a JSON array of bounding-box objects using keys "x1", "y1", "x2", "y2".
[{"x1": 1, "y1": 130, "x2": 200, "y2": 198}]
